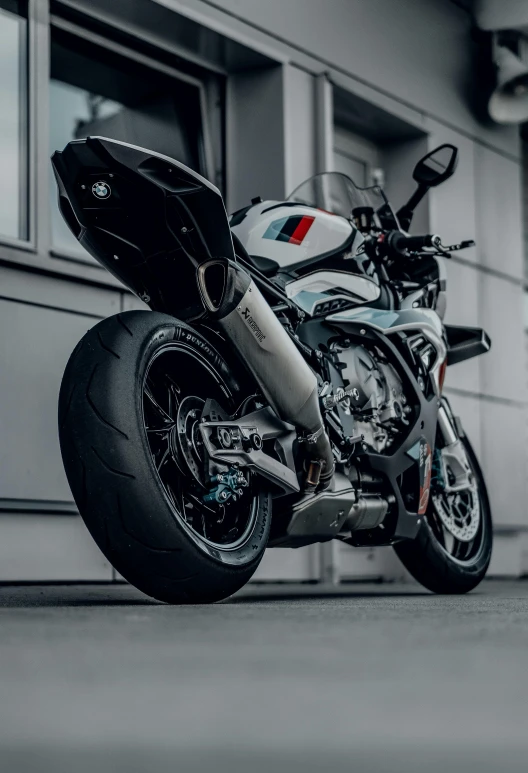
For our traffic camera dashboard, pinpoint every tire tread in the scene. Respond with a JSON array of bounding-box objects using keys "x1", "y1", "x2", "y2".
[
  {"x1": 59, "y1": 310, "x2": 269, "y2": 604},
  {"x1": 394, "y1": 436, "x2": 492, "y2": 595}
]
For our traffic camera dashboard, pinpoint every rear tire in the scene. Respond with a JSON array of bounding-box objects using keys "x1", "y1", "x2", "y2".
[
  {"x1": 58, "y1": 311, "x2": 271, "y2": 604},
  {"x1": 394, "y1": 434, "x2": 492, "y2": 594}
]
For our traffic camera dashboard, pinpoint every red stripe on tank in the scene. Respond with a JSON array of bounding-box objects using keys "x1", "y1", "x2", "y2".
[{"x1": 288, "y1": 215, "x2": 315, "y2": 245}]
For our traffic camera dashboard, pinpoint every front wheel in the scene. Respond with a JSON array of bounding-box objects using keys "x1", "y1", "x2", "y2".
[
  {"x1": 58, "y1": 311, "x2": 271, "y2": 604},
  {"x1": 394, "y1": 431, "x2": 492, "y2": 594}
]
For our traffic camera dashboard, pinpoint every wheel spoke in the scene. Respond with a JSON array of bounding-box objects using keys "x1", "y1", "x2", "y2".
[
  {"x1": 428, "y1": 503, "x2": 446, "y2": 548},
  {"x1": 164, "y1": 479, "x2": 180, "y2": 511},
  {"x1": 141, "y1": 342, "x2": 257, "y2": 548},
  {"x1": 187, "y1": 491, "x2": 217, "y2": 517},
  {"x1": 444, "y1": 530, "x2": 455, "y2": 555},
  {"x1": 146, "y1": 424, "x2": 174, "y2": 434},
  {"x1": 156, "y1": 445, "x2": 171, "y2": 473},
  {"x1": 144, "y1": 383, "x2": 173, "y2": 424},
  {"x1": 167, "y1": 381, "x2": 179, "y2": 419}
]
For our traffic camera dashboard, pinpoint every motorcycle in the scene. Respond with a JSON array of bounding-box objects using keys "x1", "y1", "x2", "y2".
[{"x1": 52, "y1": 137, "x2": 492, "y2": 603}]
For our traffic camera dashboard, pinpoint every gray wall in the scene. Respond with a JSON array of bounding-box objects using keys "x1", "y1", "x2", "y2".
[{"x1": 0, "y1": 0, "x2": 526, "y2": 581}]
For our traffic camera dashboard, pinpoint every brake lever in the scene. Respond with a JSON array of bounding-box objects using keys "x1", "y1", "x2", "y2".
[
  {"x1": 422, "y1": 236, "x2": 474, "y2": 259},
  {"x1": 417, "y1": 250, "x2": 452, "y2": 259},
  {"x1": 441, "y1": 239, "x2": 475, "y2": 252}
]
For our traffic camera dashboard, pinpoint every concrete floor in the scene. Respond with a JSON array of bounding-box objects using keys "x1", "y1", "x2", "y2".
[{"x1": 1, "y1": 580, "x2": 528, "y2": 773}]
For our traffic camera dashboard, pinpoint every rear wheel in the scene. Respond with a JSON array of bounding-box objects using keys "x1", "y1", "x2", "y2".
[
  {"x1": 59, "y1": 311, "x2": 271, "y2": 604},
  {"x1": 394, "y1": 432, "x2": 492, "y2": 594}
]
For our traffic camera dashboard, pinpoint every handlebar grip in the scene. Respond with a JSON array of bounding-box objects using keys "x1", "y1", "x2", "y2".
[{"x1": 391, "y1": 233, "x2": 438, "y2": 252}]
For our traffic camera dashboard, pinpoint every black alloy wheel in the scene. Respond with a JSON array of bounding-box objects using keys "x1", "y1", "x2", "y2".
[
  {"x1": 142, "y1": 342, "x2": 258, "y2": 551},
  {"x1": 394, "y1": 433, "x2": 492, "y2": 593},
  {"x1": 58, "y1": 311, "x2": 271, "y2": 604}
]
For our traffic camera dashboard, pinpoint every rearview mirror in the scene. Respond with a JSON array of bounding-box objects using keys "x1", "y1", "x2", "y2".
[{"x1": 412, "y1": 144, "x2": 458, "y2": 187}]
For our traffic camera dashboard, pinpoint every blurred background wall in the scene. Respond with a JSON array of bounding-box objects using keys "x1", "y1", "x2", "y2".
[{"x1": 0, "y1": 0, "x2": 526, "y2": 583}]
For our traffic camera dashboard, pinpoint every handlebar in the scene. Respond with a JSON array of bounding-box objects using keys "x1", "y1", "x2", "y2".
[
  {"x1": 381, "y1": 231, "x2": 475, "y2": 259},
  {"x1": 386, "y1": 232, "x2": 441, "y2": 254}
]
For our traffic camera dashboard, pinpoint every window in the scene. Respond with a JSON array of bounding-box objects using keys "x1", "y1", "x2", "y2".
[
  {"x1": 522, "y1": 133, "x2": 528, "y2": 331},
  {"x1": 334, "y1": 127, "x2": 383, "y2": 188},
  {"x1": 0, "y1": 0, "x2": 28, "y2": 242},
  {"x1": 523, "y1": 132, "x2": 528, "y2": 282},
  {"x1": 49, "y1": 27, "x2": 209, "y2": 260}
]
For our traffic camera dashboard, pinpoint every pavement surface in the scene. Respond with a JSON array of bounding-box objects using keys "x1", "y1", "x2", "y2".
[{"x1": 1, "y1": 579, "x2": 528, "y2": 773}]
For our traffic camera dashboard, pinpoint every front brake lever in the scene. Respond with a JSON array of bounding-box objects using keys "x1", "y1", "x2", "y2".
[
  {"x1": 418, "y1": 251, "x2": 452, "y2": 259},
  {"x1": 424, "y1": 236, "x2": 474, "y2": 259},
  {"x1": 441, "y1": 239, "x2": 475, "y2": 252}
]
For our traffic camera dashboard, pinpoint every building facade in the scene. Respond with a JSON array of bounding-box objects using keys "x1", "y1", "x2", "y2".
[{"x1": 0, "y1": 0, "x2": 526, "y2": 583}]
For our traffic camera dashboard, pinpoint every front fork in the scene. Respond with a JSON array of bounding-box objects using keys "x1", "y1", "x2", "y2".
[
  {"x1": 437, "y1": 398, "x2": 459, "y2": 445},
  {"x1": 436, "y1": 399, "x2": 472, "y2": 494}
]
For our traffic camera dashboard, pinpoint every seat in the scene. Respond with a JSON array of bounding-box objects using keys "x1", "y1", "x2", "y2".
[
  {"x1": 231, "y1": 231, "x2": 279, "y2": 277},
  {"x1": 245, "y1": 254, "x2": 279, "y2": 277}
]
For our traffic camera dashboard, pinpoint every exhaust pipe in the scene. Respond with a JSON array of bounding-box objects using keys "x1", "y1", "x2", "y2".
[{"x1": 197, "y1": 259, "x2": 334, "y2": 487}]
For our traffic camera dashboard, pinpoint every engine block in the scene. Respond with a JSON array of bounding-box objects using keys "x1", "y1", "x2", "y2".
[{"x1": 329, "y1": 342, "x2": 410, "y2": 453}]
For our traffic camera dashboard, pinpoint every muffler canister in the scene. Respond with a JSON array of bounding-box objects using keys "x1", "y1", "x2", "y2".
[{"x1": 198, "y1": 259, "x2": 334, "y2": 485}]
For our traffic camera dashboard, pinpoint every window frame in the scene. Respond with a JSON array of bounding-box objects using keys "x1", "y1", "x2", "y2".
[
  {"x1": 333, "y1": 126, "x2": 383, "y2": 187},
  {"x1": 0, "y1": 0, "x2": 34, "y2": 251},
  {"x1": 0, "y1": 0, "x2": 224, "y2": 289},
  {"x1": 47, "y1": 14, "x2": 217, "y2": 270}
]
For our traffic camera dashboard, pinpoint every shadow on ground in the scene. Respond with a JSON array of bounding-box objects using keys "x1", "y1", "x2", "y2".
[{"x1": 0, "y1": 581, "x2": 435, "y2": 607}]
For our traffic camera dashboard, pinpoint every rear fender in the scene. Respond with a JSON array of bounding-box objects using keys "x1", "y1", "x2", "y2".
[{"x1": 51, "y1": 136, "x2": 234, "y2": 320}]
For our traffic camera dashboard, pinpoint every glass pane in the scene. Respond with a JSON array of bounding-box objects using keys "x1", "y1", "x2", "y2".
[
  {"x1": 50, "y1": 31, "x2": 205, "y2": 259},
  {"x1": 0, "y1": 3, "x2": 27, "y2": 241},
  {"x1": 522, "y1": 136, "x2": 528, "y2": 281},
  {"x1": 334, "y1": 150, "x2": 368, "y2": 188}
]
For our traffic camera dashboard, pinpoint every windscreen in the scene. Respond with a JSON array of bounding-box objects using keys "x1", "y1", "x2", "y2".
[{"x1": 288, "y1": 172, "x2": 398, "y2": 228}]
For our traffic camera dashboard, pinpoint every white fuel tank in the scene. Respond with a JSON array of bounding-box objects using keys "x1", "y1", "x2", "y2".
[{"x1": 230, "y1": 201, "x2": 358, "y2": 270}]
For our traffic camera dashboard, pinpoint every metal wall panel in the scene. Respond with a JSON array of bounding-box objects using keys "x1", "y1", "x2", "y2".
[
  {"x1": 338, "y1": 544, "x2": 409, "y2": 582},
  {"x1": 284, "y1": 65, "x2": 317, "y2": 194},
  {"x1": 252, "y1": 547, "x2": 320, "y2": 583},
  {"x1": 488, "y1": 531, "x2": 524, "y2": 576},
  {"x1": 479, "y1": 274, "x2": 526, "y2": 403},
  {"x1": 443, "y1": 259, "x2": 482, "y2": 396},
  {"x1": 0, "y1": 514, "x2": 112, "y2": 581},
  {"x1": 226, "y1": 65, "x2": 286, "y2": 212},
  {"x1": 0, "y1": 299, "x2": 104, "y2": 502},
  {"x1": 480, "y1": 400, "x2": 528, "y2": 528},
  {"x1": 0, "y1": 265, "x2": 121, "y2": 318},
  {"x1": 474, "y1": 144, "x2": 524, "y2": 281},
  {"x1": 445, "y1": 392, "x2": 483, "y2": 463}
]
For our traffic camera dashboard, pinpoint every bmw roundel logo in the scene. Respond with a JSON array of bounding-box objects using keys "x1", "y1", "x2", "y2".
[{"x1": 92, "y1": 181, "x2": 111, "y2": 199}]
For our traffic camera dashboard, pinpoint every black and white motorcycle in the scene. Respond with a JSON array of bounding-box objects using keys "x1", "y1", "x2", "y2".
[{"x1": 53, "y1": 138, "x2": 492, "y2": 603}]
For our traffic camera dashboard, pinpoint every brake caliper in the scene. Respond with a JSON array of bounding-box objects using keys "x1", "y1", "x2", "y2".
[{"x1": 203, "y1": 467, "x2": 249, "y2": 505}]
